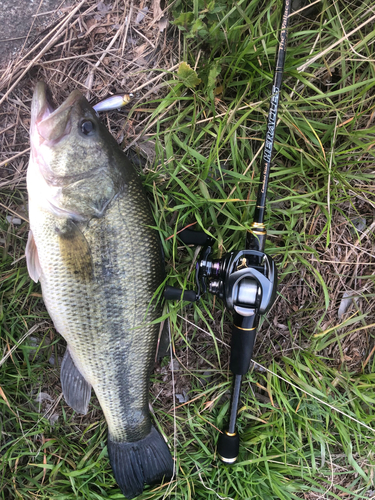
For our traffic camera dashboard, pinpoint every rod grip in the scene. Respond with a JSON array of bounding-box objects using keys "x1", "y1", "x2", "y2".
[
  {"x1": 217, "y1": 430, "x2": 240, "y2": 464},
  {"x1": 230, "y1": 324, "x2": 257, "y2": 375}
]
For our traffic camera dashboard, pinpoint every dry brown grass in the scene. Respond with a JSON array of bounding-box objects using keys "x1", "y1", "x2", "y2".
[{"x1": 0, "y1": 0, "x2": 179, "y2": 191}]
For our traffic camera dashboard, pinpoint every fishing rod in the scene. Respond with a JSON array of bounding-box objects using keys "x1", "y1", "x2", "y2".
[
  {"x1": 216, "y1": 0, "x2": 291, "y2": 462},
  {"x1": 164, "y1": 0, "x2": 292, "y2": 462}
]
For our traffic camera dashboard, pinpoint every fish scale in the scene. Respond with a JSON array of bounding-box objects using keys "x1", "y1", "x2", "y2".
[
  {"x1": 31, "y1": 180, "x2": 163, "y2": 442},
  {"x1": 27, "y1": 82, "x2": 173, "y2": 498}
]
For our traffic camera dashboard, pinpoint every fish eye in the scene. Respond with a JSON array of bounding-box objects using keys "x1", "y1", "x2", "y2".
[{"x1": 80, "y1": 120, "x2": 95, "y2": 136}]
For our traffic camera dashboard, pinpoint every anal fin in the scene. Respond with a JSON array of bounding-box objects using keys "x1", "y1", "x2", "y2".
[{"x1": 61, "y1": 348, "x2": 91, "y2": 414}]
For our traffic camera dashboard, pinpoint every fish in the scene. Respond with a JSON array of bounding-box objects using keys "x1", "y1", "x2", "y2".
[{"x1": 26, "y1": 82, "x2": 173, "y2": 499}]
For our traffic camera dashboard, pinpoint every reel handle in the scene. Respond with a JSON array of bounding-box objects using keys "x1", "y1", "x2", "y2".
[
  {"x1": 164, "y1": 285, "x2": 197, "y2": 302},
  {"x1": 178, "y1": 229, "x2": 211, "y2": 246}
]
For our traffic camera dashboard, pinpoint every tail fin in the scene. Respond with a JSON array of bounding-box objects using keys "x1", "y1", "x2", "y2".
[{"x1": 107, "y1": 426, "x2": 173, "y2": 499}]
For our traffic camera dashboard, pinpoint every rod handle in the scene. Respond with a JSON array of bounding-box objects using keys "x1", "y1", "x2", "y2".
[
  {"x1": 217, "y1": 430, "x2": 240, "y2": 464},
  {"x1": 230, "y1": 322, "x2": 257, "y2": 375}
]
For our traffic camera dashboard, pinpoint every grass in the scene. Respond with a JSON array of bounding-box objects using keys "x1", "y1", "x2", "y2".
[{"x1": 1, "y1": 0, "x2": 375, "y2": 498}]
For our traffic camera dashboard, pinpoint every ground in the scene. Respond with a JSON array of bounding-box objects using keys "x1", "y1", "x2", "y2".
[
  {"x1": 0, "y1": 0, "x2": 69, "y2": 65},
  {"x1": 1, "y1": 1, "x2": 375, "y2": 499}
]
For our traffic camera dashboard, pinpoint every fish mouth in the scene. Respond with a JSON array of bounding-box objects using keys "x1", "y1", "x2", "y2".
[{"x1": 31, "y1": 82, "x2": 83, "y2": 147}]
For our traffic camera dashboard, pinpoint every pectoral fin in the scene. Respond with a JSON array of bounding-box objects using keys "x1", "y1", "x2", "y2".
[
  {"x1": 61, "y1": 348, "x2": 91, "y2": 414},
  {"x1": 25, "y1": 230, "x2": 42, "y2": 283},
  {"x1": 56, "y1": 219, "x2": 93, "y2": 280}
]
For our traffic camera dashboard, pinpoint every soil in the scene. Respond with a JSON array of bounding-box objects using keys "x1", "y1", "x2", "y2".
[{"x1": 0, "y1": 0, "x2": 70, "y2": 66}]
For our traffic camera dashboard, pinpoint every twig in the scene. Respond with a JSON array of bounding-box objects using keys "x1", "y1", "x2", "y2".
[
  {"x1": 0, "y1": 148, "x2": 30, "y2": 168},
  {"x1": 132, "y1": 63, "x2": 179, "y2": 92},
  {"x1": 121, "y1": 2, "x2": 133, "y2": 57},
  {"x1": 0, "y1": 324, "x2": 44, "y2": 367},
  {"x1": 132, "y1": 26, "x2": 155, "y2": 49},
  {"x1": 85, "y1": 20, "x2": 127, "y2": 99},
  {"x1": 176, "y1": 314, "x2": 229, "y2": 347},
  {"x1": 0, "y1": 202, "x2": 29, "y2": 223},
  {"x1": 0, "y1": 0, "x2": 87, "y2": 106}
]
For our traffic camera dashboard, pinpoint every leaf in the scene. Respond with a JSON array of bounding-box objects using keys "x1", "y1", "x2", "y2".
[
  {"x1": 338, "y1": 292, "x2": 357, "y2": 319},
  {"x1": 190, "y1": 18, "x2": 207, "y2": 36},
  {"x1": 135, "y1": 7, "x2": 148, "y2": 24},
  {"x1": 177, "y1": 62, "x2": 201, "y2": 88},
  {"x1": 0, "y1": 385, "x2": 10, "y2": 408},
  {"x1": 173, "y1": 12, "x2": 194, "y2": 30},
  {"x1": 207, "y1": 62, "x2": 221, "y2": 101}
]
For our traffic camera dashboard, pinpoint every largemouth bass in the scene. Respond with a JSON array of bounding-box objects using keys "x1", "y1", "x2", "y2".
[{"x1": 26, "y1": 82, "x2": 173, "y2": 499}]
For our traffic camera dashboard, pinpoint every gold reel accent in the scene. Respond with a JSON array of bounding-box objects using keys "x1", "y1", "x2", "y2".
[{"x1": 251, "y1": 221, "x2": 266, "y2": 229}]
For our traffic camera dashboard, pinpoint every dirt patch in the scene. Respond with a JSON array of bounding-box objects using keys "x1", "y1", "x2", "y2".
[{"x1": 0, "y1": 0, "x2": 71, "y2": 66}]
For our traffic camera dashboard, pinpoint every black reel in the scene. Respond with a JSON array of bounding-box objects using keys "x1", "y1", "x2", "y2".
[
  {"x1": 164, "y1": 230, "x2": 277, "y2": 318},
  {"x1": 197, "y1": 248, "x2": 277, "y2": 316}
]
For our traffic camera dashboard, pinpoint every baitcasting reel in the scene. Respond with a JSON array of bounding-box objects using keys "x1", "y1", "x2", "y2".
[
  {"x1": 197, "y1": 247, "x2": 277, "y2": 317},
  {"x1": 165, "y1": 229, "x2": 277, "y2": 320}
]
